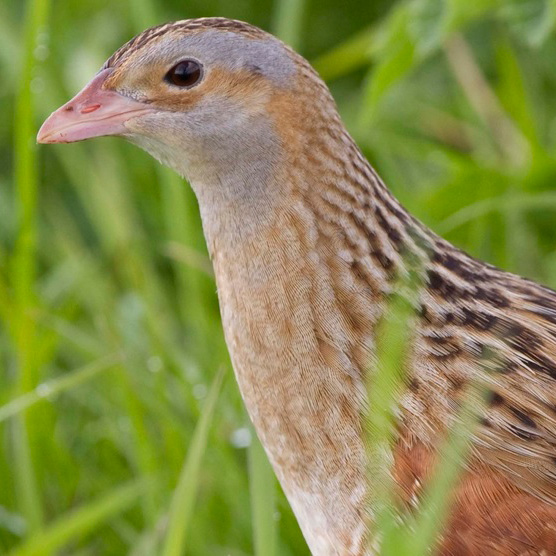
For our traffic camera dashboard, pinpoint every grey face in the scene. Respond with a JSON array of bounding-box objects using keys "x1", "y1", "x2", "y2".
[
  {"x1": 110, "y1": 28, "x2": 301, "y2": 240},
  {"x1": 113, "y1": 29, "x2": 297, "y2": 181},
  {"x1": 122, "y1": 29, "x2": 297, "y2": 87}
]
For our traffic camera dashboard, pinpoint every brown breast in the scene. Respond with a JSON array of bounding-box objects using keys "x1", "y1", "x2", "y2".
[{"x1": 394, "y1": 440, "x2": 556, "y2": 555}]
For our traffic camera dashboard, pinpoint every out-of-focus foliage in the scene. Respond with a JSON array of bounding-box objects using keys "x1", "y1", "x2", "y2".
[{"x1": 2, "y1": 0, "x2": 556, "y2": 554}]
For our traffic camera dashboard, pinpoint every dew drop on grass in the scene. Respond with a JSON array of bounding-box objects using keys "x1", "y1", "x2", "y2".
[
  {"x1": 31, "y1": 76, "x2": 44, "y2": 94},
  {"x1": 147, "y1": 355, "x2": 163, "y2": 373},
  {"x1": 34, "y1": 44, "x2": 49, "y2": 61},
  {"x1": 230, "y1": 427, "x2": 251, "y2": 448},
  {"x1": 193, "y1": 383, "x2": 207, "y2": 400},
  {"x1": 118, "y1": 417, "x2": 131, "y2": 433},
  {"x1": 36, "y1": 382, "x2": 53, "y2": 398},
  {"x1": 37, "y1": 30, "x2": 49, "y2": 45}
]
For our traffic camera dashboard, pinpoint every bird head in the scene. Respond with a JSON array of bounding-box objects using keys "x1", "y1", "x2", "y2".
[{"x1": 37, "y1": 18, "x2": 333, "y2": 188}]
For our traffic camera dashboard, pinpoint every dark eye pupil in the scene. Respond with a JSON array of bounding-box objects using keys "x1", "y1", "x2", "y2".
[{"x1": 166, "y1": 60, "x2": 202, "y2": 87}]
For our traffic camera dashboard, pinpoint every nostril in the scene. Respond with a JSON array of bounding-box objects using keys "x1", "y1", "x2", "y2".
[
  {"x1": 64, "y1": 105, "x2": 74, "y2": 112},
  {"x1": 80, "y1": 104, "x2": 101, "y2": 114}
]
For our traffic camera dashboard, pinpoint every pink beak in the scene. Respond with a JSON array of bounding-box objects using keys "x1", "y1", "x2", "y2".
[{"x1": 37, "y1": 68, "x2": 152, "y2": 144}]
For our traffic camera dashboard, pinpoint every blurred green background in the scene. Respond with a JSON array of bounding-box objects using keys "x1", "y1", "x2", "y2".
[{"x1": 2, "y1": 0, "x2": 556, "y2": 554}]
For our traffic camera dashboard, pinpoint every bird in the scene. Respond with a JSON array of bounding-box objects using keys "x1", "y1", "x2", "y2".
[{"x1": 37, "y1": 17, "x2": 556, "y2": 555}]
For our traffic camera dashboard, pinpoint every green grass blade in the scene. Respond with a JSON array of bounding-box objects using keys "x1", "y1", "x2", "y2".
[
  {"x1": 403, "y1": 387, "x2": 483, "y2": 556},
  {"x1": 249, "y1": 431, "x2": 276, "y2": 556},
  {"x1": 364, "y1": 281, "x2": 416, "y2": 551},
  {"x1": 9, "y1": 477, "x2": 152, "y2": 556},
  {"x1": 312, "y1": 27, "x2": 374, "y2": 80},
  {"x1": 359, "y1": 9, "x2": 416, "y2": 126},
  {"x1": 0, "y1": 354, "x2": 122, "y2": 424},
  {"x1": 11, "y1": 0, "x2": 51, "y2": 534},
  {"x1": 437, "y1": 191, "x2": 556, "y2": 234},
  {"x1": 162, "y1": 368, "x2": 226, "y2": 556},
  {"x1": 12, "y1": 0, "x2": 50, "y2": 305},
  {"x1": 272, "y1": 0, "x2": 306, "y2": 50}
]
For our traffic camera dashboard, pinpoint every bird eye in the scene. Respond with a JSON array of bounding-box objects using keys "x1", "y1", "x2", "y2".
[{"x1": 165, "y1": 60, "x2": 203, "y2": 88}]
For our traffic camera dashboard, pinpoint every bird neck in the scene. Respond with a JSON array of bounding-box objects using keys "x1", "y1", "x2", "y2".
[
  {"x1": 193, "y1": 124, "x2": 437, "y2": 555},
  {"x1": 193, "y1": 112, "x2": 436, "y2": 301}
]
